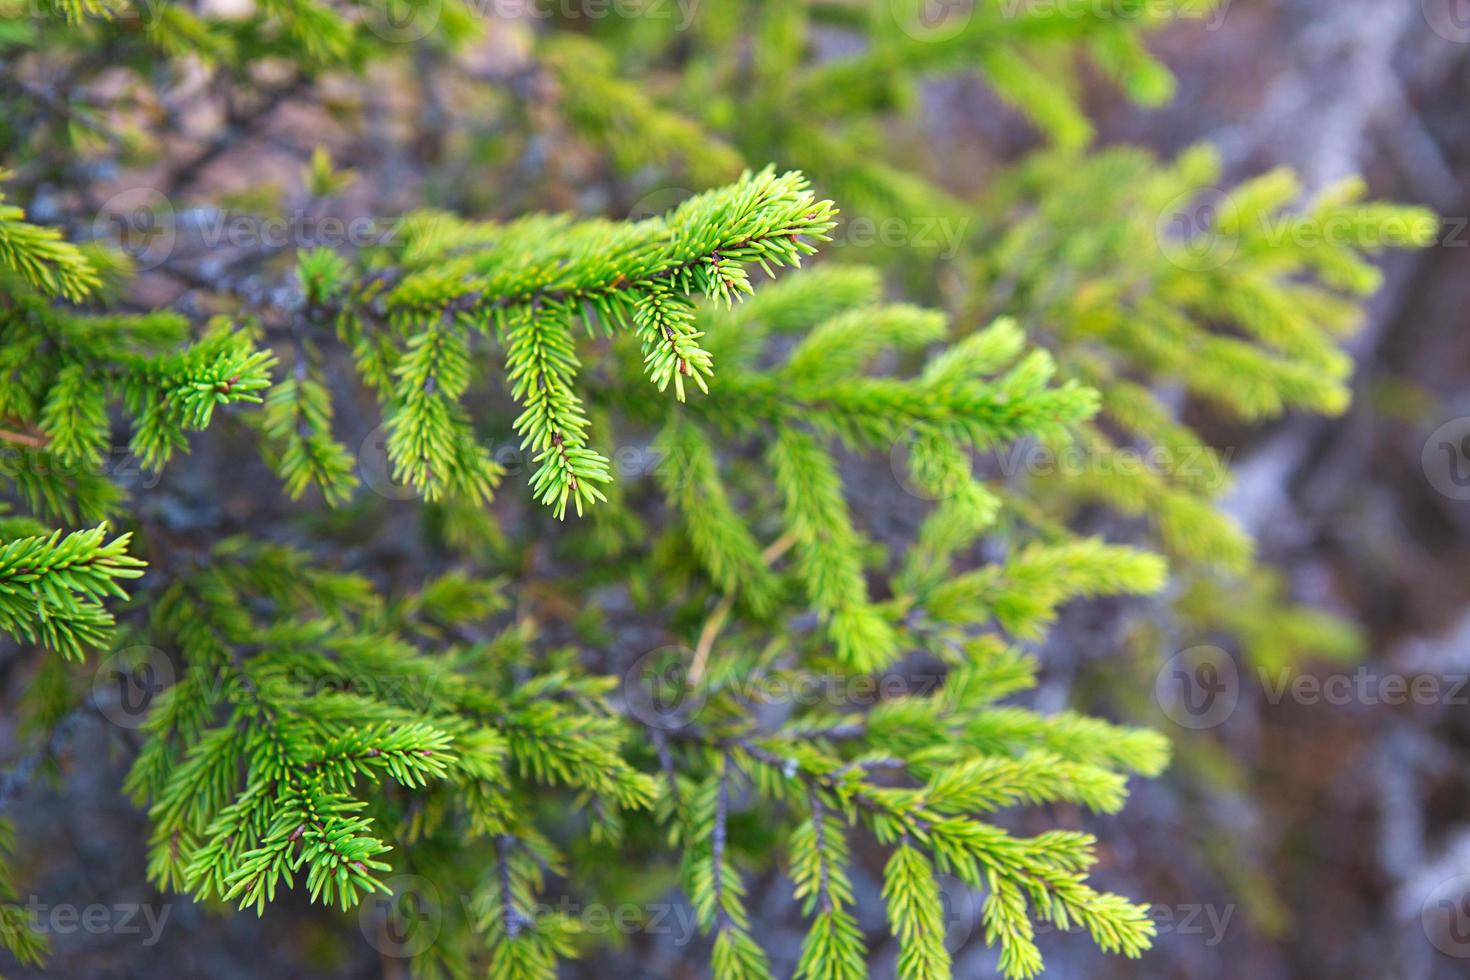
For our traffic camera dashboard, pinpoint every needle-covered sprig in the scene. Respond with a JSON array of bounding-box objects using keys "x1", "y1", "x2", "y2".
[
  {"x1": 341, "y1": 167, "x2": 837, "y2": 518},
  {"x1": 0, "y1": 525, "x2": 145, "y2": 660}
]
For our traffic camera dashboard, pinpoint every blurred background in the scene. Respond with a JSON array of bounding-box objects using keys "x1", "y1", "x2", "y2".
[{"x1": 5, "y1": 1, "x2": 1470, "y2": 977}]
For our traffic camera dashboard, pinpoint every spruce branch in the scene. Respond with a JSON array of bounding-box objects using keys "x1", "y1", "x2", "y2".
[
  {"x1": 0, "y1": 179, "x2": 100, "y2": 302},
  {"x1": 0, "y1": 524, "x2": 145, "y2": 659},
  {"x1": 4, "y1": 11, "x2": 1431, "y2": 979},
  {"x1": 346, "y1": 167, "x2": 836, "y2": 517}
]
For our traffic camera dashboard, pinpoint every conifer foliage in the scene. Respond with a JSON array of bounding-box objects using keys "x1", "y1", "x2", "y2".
[
  {"x1": 0, "y1": 1, "x2": 1437, "y2": 979},
  {"x1": 337, "y1": 168, "x2": 838, "y2": 518}
]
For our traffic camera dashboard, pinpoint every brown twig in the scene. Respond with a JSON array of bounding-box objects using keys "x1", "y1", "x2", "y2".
[
  {"x1": 0, "y1": 426, "x2": 49, "y2": 449},
  {"x1": 687, "y1": 531, "x2": 797, "y2": 686}
]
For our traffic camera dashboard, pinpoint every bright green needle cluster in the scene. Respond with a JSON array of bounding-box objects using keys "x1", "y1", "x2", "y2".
[{"x1": 334, "y1": 167, "x2": 837, "y2": 517}]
